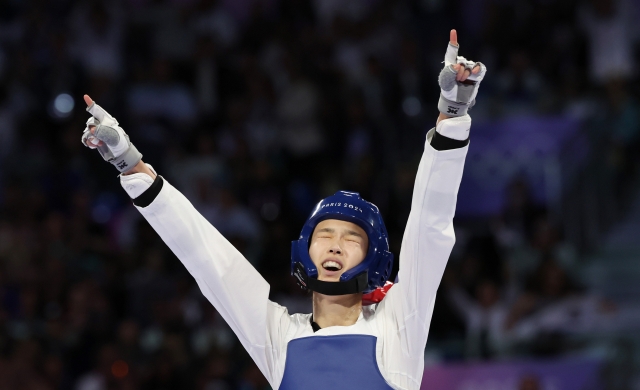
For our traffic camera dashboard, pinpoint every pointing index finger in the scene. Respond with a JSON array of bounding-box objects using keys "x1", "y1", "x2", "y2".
[
  {"x1": 450, "y1": 29, "x2": 458, "y2": 46},
  {"x1": 83, "y1": 95, "x2": 112, "y2": 122},
  {"x1": 444, "y1": 29, "x2": 459, "y2": 65}
]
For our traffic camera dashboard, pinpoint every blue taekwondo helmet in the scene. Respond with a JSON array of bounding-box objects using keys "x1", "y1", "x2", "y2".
[{"x1": 291, "y1": 191, "x2": 394, "y2": 295}]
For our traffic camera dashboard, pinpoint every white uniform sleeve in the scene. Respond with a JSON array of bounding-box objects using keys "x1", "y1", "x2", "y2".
[
  {"x1": 383, "y1": 115, "x2": 469, "y2": 357},
  {"x1": 124, "y1": 176, "x2": 289, "y2": 385}
]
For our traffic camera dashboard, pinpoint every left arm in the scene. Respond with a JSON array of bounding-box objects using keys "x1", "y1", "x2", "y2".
[{"x1": 382, "y1": 30, "x2": 486, "y2": 356}]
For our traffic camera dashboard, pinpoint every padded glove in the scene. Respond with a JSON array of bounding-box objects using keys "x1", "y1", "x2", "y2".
[
  {"x1": 82, "y1": 102, "x2": 142, "y2": 173},
  {"x1": 438, "y1": 42, "x2": 487, "y2": 117}
]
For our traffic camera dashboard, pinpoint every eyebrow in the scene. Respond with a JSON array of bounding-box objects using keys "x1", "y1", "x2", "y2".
[{"x1": 315, "y1": 227, "x2": 364, "y2": 238}]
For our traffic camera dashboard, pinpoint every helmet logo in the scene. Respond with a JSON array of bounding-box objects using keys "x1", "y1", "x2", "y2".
[{"x1": 320, "y1": 202, "x2": 363, "y2": 213}]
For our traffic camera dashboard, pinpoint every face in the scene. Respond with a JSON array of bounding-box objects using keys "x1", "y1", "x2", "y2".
[{"x1": 308, "y1": 219, "x2": 368, "y2": 282}]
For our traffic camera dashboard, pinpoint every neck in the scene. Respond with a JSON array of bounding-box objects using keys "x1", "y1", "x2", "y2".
[{"x1": 312, "y1": 291, "x2": 363, "y2": 329}]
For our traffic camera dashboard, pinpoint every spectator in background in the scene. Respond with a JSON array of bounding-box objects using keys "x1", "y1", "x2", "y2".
[
  {"x1": 579, "y1": 0, "x2": 636, "y2": 84},
  {"x1": 502, "y1": 258, "x2": 619, "y2": 353},
  {"x1": 75, "y1": 344, "x2": 120, "y2": 390},
  {"x1": 4, "y1": 340, "x2": 59, "y2": 390},
  {"x1": 69, "y1": 1, "x2": 124, "y2": 81},
  {"x1": 126, "y1": 248, "x2": 176, "y2": 327},
  {"x1": 243, "y1": 60, "x2": 279, "y2": 158},
  {"x1": 151, "y1": 4, "x2": 197, "y2": 62},
  {"x1": 507, "y1": 215, "x2": 578, "y2": 286},
  {"x1": 115, "y1": 319, "x2": 144, "y2": 373},
  {"x1": 505, "y1": 258, "x2": 580, "y2": 332},
  {"x1": 343, "y1": 99, "x2": 375, "y2": 191},
  {"x1": 193, "y1": 0, "x2": 239, "y2": 48},
  {"x1": 331, "y1": 16, "x2": 367, "y2": 87},
  {"x1": 128, "y1": 58, "x2": 197, "y2": 123},
  {"x1": 167, "y1": 132, "x2": 225, "y2": 201},
  {"x1": 444, "y1": 275, "x2": 509, "y2": 359},
  {"x1": 194, "y1": 36, "x2": 220, "y2": 116},
  {"x1": 597, "y1": 79, "x2": 640, "y2": 195},
  {"x1": 276, "y1": 56, "x2": 324, "y2": 159},
  {"x1": 199, "y1": 187, "x2": 263, "y2": 265},
  {"x1": 604, "y1": 79, "x2": 640, "y2": 146},
  {"x1": 591, "y1": 79, "x2": 640, "y2": 199},
  {"x1": 495, "y1": 49, "x2": 547, "y2": 116},
  {"x1": 495, "y1": 177, "x2": 546, "y2": 248}
]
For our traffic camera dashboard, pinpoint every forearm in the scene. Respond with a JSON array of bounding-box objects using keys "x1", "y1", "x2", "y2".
[
  {"x1": 384, "y1": 129, "x2": 468, "y2": 354},
  {"x1": 436, "y1": 112, "x2": 452, "y2": 125},
  {"x1": 399, "y1": 134, "x2": 467, "y2": 306},
  {"x1": 119, "y1": 162, "x2": 281, "y2": 384},
  {"x1": 131, "y1": 177, "x2": 271, "y2": 345},
  {"x1": 400, "y1": 116, "x2": 470, "y2": 299},
  {"x1": 123, "y1": 160, "x2": 157, "y2": 179}
]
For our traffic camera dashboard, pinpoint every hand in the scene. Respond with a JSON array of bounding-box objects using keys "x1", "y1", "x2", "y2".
[
  {"x1": 437, "y1": 29, "x2": 487, "y2": 118},
  {"x1": 81, "y1": 95, "x2": 144, "y2": 174}
]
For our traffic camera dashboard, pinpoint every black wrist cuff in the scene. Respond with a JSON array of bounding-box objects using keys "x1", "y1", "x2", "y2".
[
  {"x1": 431, "y1": 130, "x2": 469, "y2": 150},
  {"x1": 133, "y1": 175, "x2": 164, "y2": 208}
]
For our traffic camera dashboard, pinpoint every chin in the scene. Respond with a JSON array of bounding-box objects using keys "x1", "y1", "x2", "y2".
[{"x1": 318, "y1": 275, "x2": 341, "y2": 282}]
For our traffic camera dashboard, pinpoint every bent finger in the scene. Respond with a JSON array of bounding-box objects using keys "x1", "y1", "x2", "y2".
[
  {"x1": 456, "y1": 64, "x2": 465, "y2": 81},
  {"x1": 83, "y1": 134, "x2": 103, "y2": 147}
]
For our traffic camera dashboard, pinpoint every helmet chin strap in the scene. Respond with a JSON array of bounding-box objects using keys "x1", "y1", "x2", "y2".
[{"x1": 293, "y1": 263, "x2": 368, "y2": 295}]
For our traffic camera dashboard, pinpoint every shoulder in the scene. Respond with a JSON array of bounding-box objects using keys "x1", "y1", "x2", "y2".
[{"x1": 289, "y1": 312, "x2": 313, "y2": 324}]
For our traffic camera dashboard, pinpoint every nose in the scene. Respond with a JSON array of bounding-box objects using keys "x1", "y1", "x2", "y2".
[{"x1": 328, "y1": 243, "x2": 342, "y2": 255}]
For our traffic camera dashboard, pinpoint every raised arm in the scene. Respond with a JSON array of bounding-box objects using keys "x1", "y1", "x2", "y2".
[
  {"x1": 80, "y1": 96, "x2": 286, "y2": 385},
  {"x1": 382, "y1": 30, "x2": 486, "y2": 356}
]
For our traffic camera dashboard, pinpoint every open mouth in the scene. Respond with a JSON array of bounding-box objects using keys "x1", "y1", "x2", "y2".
[{"x1": 322, "y1": 260, "x2": 343, "y2": 272}]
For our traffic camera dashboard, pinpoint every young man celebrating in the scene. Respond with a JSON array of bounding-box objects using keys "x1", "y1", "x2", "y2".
[{"x1": 82, "y1": 30, "x2": 485, "y2": 389}]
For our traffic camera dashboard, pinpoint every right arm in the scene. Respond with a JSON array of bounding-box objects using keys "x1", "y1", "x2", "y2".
[
  {"x1": 81, "y1": 96, "x2": 289, "y2": 386},
  {"x1": 122, "y1": 170, "x2": 289, "y2": 385}
]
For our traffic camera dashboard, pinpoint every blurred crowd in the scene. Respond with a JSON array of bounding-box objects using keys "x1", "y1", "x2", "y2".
[{"x1": 0, "y1": 0, "x2": 640, "y2": 388}]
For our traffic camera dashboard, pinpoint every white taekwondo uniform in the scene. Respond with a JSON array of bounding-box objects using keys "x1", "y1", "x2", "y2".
[{"x1": 122, "y1": 117, "x2": 470, "y2": 389}]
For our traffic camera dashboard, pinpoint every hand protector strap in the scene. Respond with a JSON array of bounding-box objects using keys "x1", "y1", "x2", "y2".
[
  {"x1": 438, "y1": 42, "x2": 486, "y2": 117},
  {"x1": 293, "y1": 262, "x2": 368, "y2": 295},
  {"x1": 110, "y1": 141, "x2": 142, "y2": 172}
]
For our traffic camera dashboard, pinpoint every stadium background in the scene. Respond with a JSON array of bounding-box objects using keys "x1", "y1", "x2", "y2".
[{"x1": 0, "y1": 0, "x2": 639, "y2": 388}]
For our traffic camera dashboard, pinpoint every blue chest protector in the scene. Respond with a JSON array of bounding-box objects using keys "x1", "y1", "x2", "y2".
[{"x1": 279, "y1": 334, "x2": 393, "y2": 390}]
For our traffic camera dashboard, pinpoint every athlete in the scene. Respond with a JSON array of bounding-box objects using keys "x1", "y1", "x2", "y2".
[{"x1": 82, "y1": 30, "x2": 486, "y2": 389}]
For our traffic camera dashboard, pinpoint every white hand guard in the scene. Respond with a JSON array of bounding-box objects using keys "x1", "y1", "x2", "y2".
[
  {"x1": 81, "y1": 102, "x2": 142, "y2": 173},
  {"x1": 438, "y1": 42, "x2": 487, "y2": 117}
]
